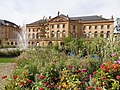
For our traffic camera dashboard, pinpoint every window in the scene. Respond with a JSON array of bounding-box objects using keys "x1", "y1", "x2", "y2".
[
  {"x1": 107, "y1": 25, "x2": 110, "y2": 29},
  {"x1": 94, "y1": 31, "x2": 98, "y2": 37},
  {"x1": 28, "y1": 34, "x2": 31, "y2": 38},
  {"x1": 88, "y1": 31, "x2": 92, "y2": 38},
  {"x1": 32, "y1": 33, "x2": 35, "y2": 39},
  {"x1": 100, "y1": 31, "x2": 104, "y2": 37},
  {"x1": 83, "y1": 31, "x2": 86, "y2": 38},
  {"x1": 101, "y1": 25, "x2": 104, "y2": 29},
  {"x1": 36, "y1": 33, "x2": 39, "y2": 39},
  {"x1": 106, "y1": 31, "x2": 110, "y2": 38},
  {"x1": 63, "y1": 24, "x2": 65, "y2": 28},
  {"x1": 72, "y1": 31, "x2": 76, "y2": 38},
  {"x1": 89, "y1": 26, "x2": 91, "y2": 30},
  {"x1": 33, "y1": 29, "x2": 35, "y2": 32},
  {"x1": 51, "y1": 31, "x2": 54, "y2": 38},
  {"x1": 62, "y1": 30, "x2": 66, "y2": 37},
  {"x1": 28, "y1": 29, "x2": 31, "y2": 32},
  {"x1": 73, "y1": 25, "x2": 75, "y2": 29},
  {"x1": 95, "y1": 26, "x2": 97, "y2": 29},
  {"x1": 83, "y1": 26, "x2": 86, "y2": 30},
  {"x1": 57, "y1": 24, "x2": 59, "y2": 28},
  {"x1": 52, "y1": 25, "x2": 54, "y2": 29},
  {"x1": 57, "y1": 31, "x2": 60, "y2": 38}
]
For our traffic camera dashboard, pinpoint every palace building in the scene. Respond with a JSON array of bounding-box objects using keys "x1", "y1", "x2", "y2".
[
  {"x1": 0, "y1": 19, "x2": 20, "y2": 46},
  {"x1": 26, "y1": 12, "x2": 114, "y2": 47}
]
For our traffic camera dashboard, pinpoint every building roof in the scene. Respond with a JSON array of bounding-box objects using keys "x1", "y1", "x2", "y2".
[
  {"x1": 0, "y1": 19, "x2": 19, "y2": 28},
  {"x1": 70, "y1": 15, "x2": 109, "y2": 21},
  {"x1": 27, "y1": 14, "x2": 112, "y2": 25}
]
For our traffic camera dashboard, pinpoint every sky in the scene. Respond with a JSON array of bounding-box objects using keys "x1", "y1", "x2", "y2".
[{"x1": 0, "y1": 0, "x2": 120, "y2": 25}]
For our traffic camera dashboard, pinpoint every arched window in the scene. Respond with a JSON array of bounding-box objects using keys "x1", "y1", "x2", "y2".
[
  {"x1": 51, "y1": 31, "x2": 54, "y2": 38},
  {"x1": 57, "y1": 31, "x2": 60, "y2": 38},
  {"x1": 88, "y1": 31, "x2": 92, "y2": 38},
  {"x1": 62, "y1": 30, "x2": 66, "y2": 37},
  {"x1": 32, "y1": 33, "x2": 35, "y2": 39},
  {"x1": 100, "y1": 31, "x2": 104, "y2": 37},
  {"x1": 72, "y1": 31, "x2": 76, "y2": 38},
  {"x1": 94, "y1": 31, "x2": 98, "y2": 37},
  {"x1": 83, "y1": 31, "x2": 86, "y2": 38},
  {"x1": 106, "y1": 31, "x2": 110, "y2": 38},
  {"x1": 28, "y1": 34, "x2": 31, "y2": 38}
]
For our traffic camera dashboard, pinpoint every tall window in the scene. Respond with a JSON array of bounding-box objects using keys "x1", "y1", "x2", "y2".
[
  {"x1": 106, "y1": 31, "x2": 110, "y2": 38},
  {"x1": 32, "y1": 33, "x2": 35, "y2": 39},
  {"x1": 88, "y1": 31, "x2": 92, "y2": 38},
  {"x1": 73, "y1": 25, "x2": 75, "y2": 29},
  {"x1": 95, "y1": 26, "x2": 97, "y2": 29},
  {"x1": 83, "y1": 26, "x2": 86, "y2": 30},
  {"x1": 101, "y1": 25, "x2": 104, "y2": 29},
  {"x1": 100, "y1": 31, "x2": 104, "y2": 37},
  {"x1": 62, "y1": 30, "x2": 66, "y2": 37},
  {"x1": 28, "y1": 33, "x2": 31, "y2": 38},
  {"x1": 52, "y1": 25, "x2": 54, "y2": 29},
  {"x1": 63, "y1": 24, "x2": 65, "y2": 28},
  {"x1": 36, "y1": 33, "x2": 39, "y2": 39},
  {"x1": 89, "y1": 26, "x2": 92, "y2": 30},
  {"x1": 57, "y1": 31, "x2": 60, "y2": 38},
  {"x1": 57, "y1": 24, "x2": 59, "y2": 28},
  {"x1": 72, "y1": 31, "x2": 76, "y2": 38},
  {"x1": 107, "y1": 25, "x2": 110, "y2": 29},
  {"x1": 94, "y1": 31, "x2": 98, "y2": 37},
  {"x1": 51, "y1": 31, "x2": 54, "y2": 38},
  {"x1": 83, "y1": 31, "x2": 86, "y2": 38}
]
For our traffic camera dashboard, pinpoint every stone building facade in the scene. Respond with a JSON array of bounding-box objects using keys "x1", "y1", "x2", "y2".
[
  {"x1": 26, "y1": 13, "x2": 114, "y2": 47},
  {"x1": 0, "y1": 20, "x2": 20, "y2": 46}
]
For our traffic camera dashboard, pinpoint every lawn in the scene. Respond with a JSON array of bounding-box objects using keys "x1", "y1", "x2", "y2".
[{"x1": 0, "y1": 57, "x2": 15, "y2": 63}]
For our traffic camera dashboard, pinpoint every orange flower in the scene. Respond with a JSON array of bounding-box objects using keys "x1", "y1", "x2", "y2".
[
  {"x1": 86, "y1": 86, "x2": 92, "y2": 90},
  {"x1": 112, "y1": 64, "x2": 119, "y2": 71}
]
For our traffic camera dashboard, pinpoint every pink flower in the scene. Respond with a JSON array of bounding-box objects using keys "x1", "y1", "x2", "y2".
[
  {"x1": 116, "y1": 75, "x2": 120, "y2": 79},
  {"x1": 89, "y1": 74, "x2": 93, "y2": 79},
  {"x1": 82, "y1": 69, "x2": 87, "y2": 72},
  {"x1": 114, "y1": 61, "x2": 117, "y2": 64},
  {"x1": 117, "y1": 60, "x2": 120, "y2": 64},
  {"x1": 111, "y1": 53, "x2": 116, "y2": 57}
]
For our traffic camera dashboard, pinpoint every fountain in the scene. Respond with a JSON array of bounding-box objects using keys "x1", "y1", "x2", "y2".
[{"x1": 17, "y1": 24, "x2": 29, "y2": 49}]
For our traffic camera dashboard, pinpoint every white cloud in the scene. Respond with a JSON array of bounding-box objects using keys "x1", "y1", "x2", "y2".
[{"x1": 0, "y1": 0, "x2": 120, "y2": 25}]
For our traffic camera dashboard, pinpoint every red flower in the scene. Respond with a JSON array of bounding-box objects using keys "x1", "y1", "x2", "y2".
[
  {"x1": 116, "y1": 75, "x2": 120, "y2": 79},
  {"x1": 21, "y1": 81, "x2": 25, "y2": 86},
  {"x1": 28, "y1": 80, "x2": 32, "y2": 83},
  {"x1": 40, "y1": 75, "x2": 45, "y2": 80},
  {"x1": 93, "y1": 71, "x2": 97, "y2": 75},
  {"x1": 39, "y1": 87, "x2": 44, "y2": 90},
  {"x1": 69, "y1": 65, "x2": 73, "y2": 69},
  {"x1": 101, "y1": 76, "x2": 106, "y2": 80},
  {"x1": 78, "y1": 70, "x2": 81, "y2": 73},
  {"x1": 13, "y1": 75, "x2": 18, "y2": 79},
  {"x1": 80, "y1": 81, "x2": 84, "y2": 85},
  {"x1": 2, "y1": 76, "x2": 7, "y2": 79},
  {"x1": 45, "y1": 81, "x2": 49, "y2": 85}
]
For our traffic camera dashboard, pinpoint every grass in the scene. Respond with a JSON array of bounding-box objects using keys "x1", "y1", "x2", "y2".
[{"x1": 0, "y1": 57, "x2": 15, "y2": 63}]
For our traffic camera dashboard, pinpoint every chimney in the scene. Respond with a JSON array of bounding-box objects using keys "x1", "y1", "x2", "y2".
[
  {"x1": 100, "y1": 15, "x2": 102, "y2": 17},
  {"x1": 57, "y1": 11, "x2": 60, "y2": 16},
  {"x1": 49, "y1": 16, "x2": 51, "y2": 19},
  {"x1": 111, "y1": 15, "x2": 114, "y2": 20}
]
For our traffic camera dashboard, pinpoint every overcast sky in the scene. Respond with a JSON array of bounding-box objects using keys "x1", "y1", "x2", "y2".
[{"x1": 0, "y1": 0, "x2": 120, "y2": 25}]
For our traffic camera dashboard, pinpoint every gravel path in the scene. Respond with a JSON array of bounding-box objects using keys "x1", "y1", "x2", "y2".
[{"x1": 0, "y1": 63, "x2": 16, "y2": 90}]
